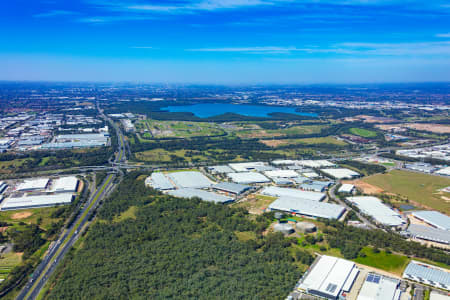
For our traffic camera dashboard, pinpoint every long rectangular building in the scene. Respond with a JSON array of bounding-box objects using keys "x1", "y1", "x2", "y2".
[
  {"x1": 145, "y1": 173, "x2": 174, "y2": 190},
  {"x1": 406, "y1": 224, "x2": 450, "y2": 245},
  {"x1": 261, "y1": 186, "x2": 325, "y2": 202},
  {"x1": 298, "y1": 255, "x2": 359, "y2": 299},
  {"x1": 1, "y1": 193, "x2": 74, "y2": 211},
  {"x1": 403, "y1": 261, "x2": 450, "y2": 291},
  {"x1": 268, "y1": 196, "x2": 345, "y2": 220},
  {"x1": 168, "y1": 188, "x2": 234, "y2": 204},
  {"x1": 168, "y1": 171, "x2": 213, "y2": 189},
  {"x1": 411, "y1": 211, "x2": 450, "y2": 231},
  {"x1": 347, "y1": 196, "x2": 405, "y2": 227}
]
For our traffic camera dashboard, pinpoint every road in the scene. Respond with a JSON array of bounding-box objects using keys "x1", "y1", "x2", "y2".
[
  {"x1": 16, "y1": 104, "x2": 127, "y2": 300},
  {"x1": 328, "y1": 183, "x2": 376, "y2": 229}
]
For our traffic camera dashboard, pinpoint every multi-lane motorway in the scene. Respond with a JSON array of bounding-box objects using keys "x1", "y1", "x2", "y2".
[{"x1": 16, "y1": 105, "x2": 127, "y2": 300}]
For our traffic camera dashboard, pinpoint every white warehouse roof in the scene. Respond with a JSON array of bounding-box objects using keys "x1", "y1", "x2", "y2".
[
  {"x1": 321, "y1": 168, "x2": 360, "y2": 179},
  {"x1": 228, "y1": 162, "x2": 267, "y2": 172},
  {"x1": 1, "y1": 193, "x2": 73, "y2": 211},
  {"x1": 411, "y1": 211, "x2": 450, "y2": 231},
  {"x1": 168, "y1": 188, "x2": 233, "y2": 204},
  {"x1": 51, "y1": 176, "x2": 79, "y2": 193},
  {"x1": 299, "y1": 255, "x2": 358, "y2": 299},
  {"x1": 16, "y1": 178, "x2": 49, "y2": 191},
  {"x1": 261, "y1": 186, "x2": 325, "y2": 202},
  {"x1": 269, "y1": 196, "x2": 345, "y2": 219},
  {"x1": 145, "y1": 173, "x2": 174, "y2": 190},
  {"x1": 338, "y1": 184, "x2": 355, "y2": 193},
  {"x1": 297, "y1": 160, "x2": 335, "y2": 168},
  {"x1": 167, "y1": 171, "x2": 213, "y2": 189},
  {"x1": 227, "y1": 172, "x2": 270, "y2": 184},
  {"x1": 264, "y1": 170, "x2": 299, "y2": 178},
  {"x1": 347, "y1": 196, "x2": 405, "y2": 227}
]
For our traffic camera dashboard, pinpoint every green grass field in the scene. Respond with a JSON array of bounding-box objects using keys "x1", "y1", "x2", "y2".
[
  {"x1": 363, "y1": 170, "x2": 450, "y2": 213},
  {"x1": 138, "y1": 119, "x2": 225, "y2": 139},
  {"x1": 261, "y1": 136, "x2": 347, "y2": 147},
  {"x1": 349, "y1": 128, "x2": 377, "y2": 138},
  {"x1": 235, "y1": 124, "x2": 328, "y2": 139},
  {"x1": 354, "y1": 247, "x2": 409, "y2": 275}
]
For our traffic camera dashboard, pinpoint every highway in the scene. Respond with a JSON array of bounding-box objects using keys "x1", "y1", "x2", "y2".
[{"x1": 16, "y1": 104, "x2": 127, "y2": 300}]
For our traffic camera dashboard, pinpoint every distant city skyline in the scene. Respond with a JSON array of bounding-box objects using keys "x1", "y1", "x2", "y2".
[{"x1": 2, "y1": 0, "x2": 450, "y2": 83}]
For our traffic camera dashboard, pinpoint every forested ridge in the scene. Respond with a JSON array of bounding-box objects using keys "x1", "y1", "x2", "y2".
[{"x1": 46, "y1": 173, "x2": 303, "y2": 299}]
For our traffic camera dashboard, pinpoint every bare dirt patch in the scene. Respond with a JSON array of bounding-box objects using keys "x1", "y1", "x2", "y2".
[
  {"x1": 344, "y1": 179, "x2": 384, "y2": 194},
  {"x1": 11, "y1": 212, "x2": 32, "y2": 220},
  {"x1": 407, "y1": 123, "x2": 450, "y2": 134},
  {"x1": 260, "y1": 139, "x2": 287, "y2": 147}
]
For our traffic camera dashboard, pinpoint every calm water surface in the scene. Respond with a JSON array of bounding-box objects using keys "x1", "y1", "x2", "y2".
[{"x1": 163, "y1": 103, "x2": 318, "y2": 118}]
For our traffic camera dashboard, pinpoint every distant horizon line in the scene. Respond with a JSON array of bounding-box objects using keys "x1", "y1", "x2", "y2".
[{"x1": 1, "y1": 80, "x2": 450, "y2": 87}]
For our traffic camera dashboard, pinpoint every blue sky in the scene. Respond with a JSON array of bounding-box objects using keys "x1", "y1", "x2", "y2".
[{"x1": 1, "y1": 0, "x2": 450, "y2": 83}]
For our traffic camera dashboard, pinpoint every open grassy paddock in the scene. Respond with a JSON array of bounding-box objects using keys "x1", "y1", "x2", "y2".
[
  {"x1": 362, "y1": 170, "x2": 450, "y2": 213},
  {"x1": 354, "y1": 247, "x2": 410, "y2": 276},
  {"x1": 349, "y1": 128, "x2": 378, "y2": 138},
  {"x1": 137, "y1": 119, "x2": 225, "y2": 139}
]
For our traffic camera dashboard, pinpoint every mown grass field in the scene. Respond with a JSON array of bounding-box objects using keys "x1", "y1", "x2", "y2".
[
  {"x1": 260, "y1": 136, "x2": 347, "y2": 147},
  {"x1": 235, "y1": 124, "x2": 328, "y2": 139},
  {"x1": 363, "y1": 170, "x2": 450, "y2": 213},
  {"x1": 349, "y1": 127, "x2": 377, "y2": 138},
  {"x1": 137, "y1": 119, "x2": 225, "y2": 139},
  {"x1": 354, "y1": 247, "x2": 409, "y2": 275}
]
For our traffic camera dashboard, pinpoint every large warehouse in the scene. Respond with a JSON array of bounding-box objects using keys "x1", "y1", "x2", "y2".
[
  {"x1": 403, "y1": 261, "x2": 450, "y2": 291},
  {"x1": 264, "y1": 170, "x2": 299, "y2": 178},
  {"x1": 261, "y1": 186, "x2": 325, "y2": 202},
  {"x1": 212, "y1": 182, "x2": 252, "y2": 195},
  {"x1": 321, "y1": 168, "x2": 360, "y2": 179},
  {"x1": 50, "y1": 176, "x2": 79, "y2": 193},
  {"x1": 145, "y1": 173, "x2": 174, "y2": 190},
  {"x1": 1, "y1": 193, "x2": 74, "y2": 211},
  {"x1": 168, "y1": 188, "x2": 234, "y2": 204},
  {"x1": 227, "y1": 172, "x2": 270, "y2": 184},
  {"x1": 406, "y1": 224, "x2": 450, "y2": 246},
  {"x1": 268, "y1": 196, "x2": 345, "y2": 219},
  {"x1": 357, "y1": 273, "x2": 401, "y2": 300},
  {"x1": 298, "y1": 255, "x2": 359, "y2": 299},
  {"x1": 16, "y1": 178, "x2": 49, "y2": 192},
  {"x1": 167, "y1": 171, "x2": 212, "y2": 189},
  {"x1": 347, "y1": 196, "x2": 405, "y2": 227},
  {"x1": 411, "y1": 211, "x2": 450, "y2": 231},
  {"x1": 228, "y1": 162, "x2": 268, "y2": 172}
]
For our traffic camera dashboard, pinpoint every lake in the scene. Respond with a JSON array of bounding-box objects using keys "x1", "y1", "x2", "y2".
[{"x1": 163, "y1": 103, "x2": 317, "y2": 118}]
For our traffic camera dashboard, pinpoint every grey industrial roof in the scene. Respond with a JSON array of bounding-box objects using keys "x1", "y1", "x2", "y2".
[
  {"x1": 403, "y1": 261, "x2": 450, "y2": 288},
  {"x1": 1, "y1": 194, "x2": 73, "y2": 211},
  {"x1": 149, "y1": 173, "x2": 174, "y2": 190},
  {"x1": 268, "y1": 196, "x2": 345, "y2": 219},
  {"x1": 168, "y1": 171, "x2": 212, "y2": 189},
  {"x1": 168, "y1": 188, "x2": 234, "y2": 204},
  {"x1": 208, "y1": 165, "x2": 235, "y2": 173},
  {"x1": 227, "y1": 172, "x2": 271, "y2": 184},
  {"x1": 272, "y1": 178, "x2": 293, "y2": 185},
  {"x1": 411, "y1": 211, "x2": 450, "y2": 231},
  {"x1": 300, "y1": 181, "x2": 331, "y2": 192},
  {"x1": 347, "y1": 196, "x2": 405, "y2": 227},
  {"x1": 407, "y1": 224, "x2": 450, "y2": 245},
  {"x1": 212, "y1": 182, "x2": 251, "y2": 194},
  {"x1": 261, "y1": 186, "x2": 325, "y2": 202}
]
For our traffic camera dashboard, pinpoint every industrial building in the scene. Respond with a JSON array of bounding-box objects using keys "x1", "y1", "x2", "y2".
[
  {"x1": 212, "y1": 182, "x2": 252, "y2": 195},
  {"x1": 357, "y1": 273, "x2": 402, "y2": 300},
  {"x1": 228, "y1": 162, "x2": 268, "y2": 172},
  {"x1": 16, "y1": 178, "x2": 50, "y2": 192},
  {"x1": 297, "y1": 160, "x2": 335, "y2": 168},
  {"x1": 338, "y1": 184, "x2": 355, "y2": 194},
  {"x1": 227, "y1": 172, "x2": 270, "y2": 184},
  {"x1": 436, "y1": 166, "x2": 450, "y2": 176},
  {"x1": 406, "y1": 224, "x2": 450, "y2": 245},
  {"x1": 268, "y1": 196, "x2": 345, "y2": 219},
  {"x1": 300, "y1": 181, "x2": 332, "y2": 192},
  {"x1": 298, "y1": 255, "x2": 359, "y2": 299},
  {"x1": 168, "y1": 171, "x2": 212, "y2": 189},
  {"x1": 261, "y1": 186, "x2": 325, "y2": 202},
  {"x1": 321, "y1": 168, "x2": 360, "y2": 179},
  {"x1": 1, "y1": 193, "x2": 73, "y2": 211},
  {"x1": 207, "y1": 165, "x2": 235, "y2": 174},
  {"x1": 167, "y1": 188, "x2": 234, "y2": 204},
  {"x1": 403, "y1": 261, "x2": 450, "y2": 291},
  {"x1": 50, "y1": 176, "x2": 79, "y2": 193},
  {"x1": 347, "y1": 196, "x2": 405, "y2": 227},
  {"x1": 411, "y1": 211, "x2": 450, "y2": 231},
  {"x1": 0, "y1": 181, "x2": 8, "y2": 194},
  {"x1": 145, "y1": 173, "x2": 174, "y2": 190},
  {"x1": 41, "y1": 133, "x2": 109, "y2": 149},
  {"x1": 264, "y1": 170, "x2": 299, "y2": 178}
]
